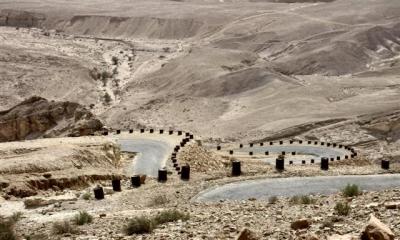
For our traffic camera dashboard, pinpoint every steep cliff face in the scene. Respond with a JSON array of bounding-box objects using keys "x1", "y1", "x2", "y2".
[
  {"x1": 0, "y1": 9, "x2": 46, "y2": 28},
  {"x1": 0, "y1": 96, "x2": 103, "y2": 142}
]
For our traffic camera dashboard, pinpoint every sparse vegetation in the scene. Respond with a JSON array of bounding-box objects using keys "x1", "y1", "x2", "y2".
[
  {"x1": 342, "y1": 184, "x2": 361, "y2": 197},
  {"x1": 89, "y1": 67, "x2": 101, "y2": 80},
  {"x1": 153, "y1": 209, "x2": 190, "y2": 225},
  {"x1": 0, "y1": 218, "x2": 16, "y2": 240},
  {"x1": 52, "y1": 220, "x2": 77, "y2": 235},
  {"x1": 123, "y1": 216, "x2": 154, "y2": 235},
  {"x1": 123, "y1": 209, "x2": 189, "y2": 235},
  {"x1": 10, "y1": 212, "x2": 23, "y2": 223},
  {"x1": 104, "y1": 93, "x2": 112, "y2": 105},
  {"x1": 81, "y1": 192, "x2": 92, "y2": 200},
  {"x1": 334, "y1": 202, "x2": 351, "y2": 216},
  {"x1": 73, "y1": 211, "x2": 93, "y2": 225},
  {"x1": 268, "y1": 196, "x2": 278, "y2": 204},
  {"x1": 111, "y1": 56, "x2": 119, "y2": 65},
  {"x1": 148, "y1": 195, "x2": 169, "y2": 207},
  {"x1": 289, "y1": 195, "x2": 316, "y2": 205}
]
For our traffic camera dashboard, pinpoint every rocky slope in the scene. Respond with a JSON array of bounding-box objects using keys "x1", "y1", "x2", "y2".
[{"x1": 0, "y1": 96, "x2": 103, "y2": 142}]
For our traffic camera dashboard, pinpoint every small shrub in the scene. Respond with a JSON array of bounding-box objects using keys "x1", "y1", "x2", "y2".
[
  {"x1": 289, "y1": 195, "x2": 300, "y2": 205},
  {"x1": 153, "y1": 209, "x2": 189, "y2": 225},
  {"x1": 342, "y1": 184, "x2": 360, "y2": 197},
  {"x1": 111, "y1": 56, "x2": 119, "y2": 65},
  {"x1": 89, "y1": 68, "x2": 100, "y2": 80},
  {"x1": 104, "y1": 93, "x2": 112, "y2": 104},
  {"x1": 123, "y1": 216, "x2": 154, "y2": 235},
  {"x1": 268, "y1": 196, "x2": 278, "y2": 204},
  {"x1": 334, "y1": 202, "x2": 350, "y2": 216},
  {"x1": 73, "y1": 211, "x2": 93, "y2": 225},
  {"x1": 289, "y1": 195, "x2": 315, "y2": 205},
  {"x1": 81, "y1": 192, "x2": 91, "y2": 200},
  {"x1": 300, "y1": 195, "x2": 316, "y2": 204},
  {"x1": 148, "y1": 195, "x2": 169, "y2": 207},
  {"x1": 10, "y1": 212, "x2": 23, "y2": 223},
  {"x1": 52, "y1": 221, "x2": 77, "y2": 235},
  {"x1": 0, "y1": 218, "x2": 16, "y2": 240},
  {"x1": 101, "y1": 71, "x2": 111, "y2": 81}
]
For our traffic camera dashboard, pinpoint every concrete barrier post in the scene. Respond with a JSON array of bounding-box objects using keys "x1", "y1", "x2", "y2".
[
  {"x1": 140, "y1": 129, "x2": 145, "y2": 133},
  {"x1": 232, "y1": 161, "x2": 241, "y2": 176},
  {"x1": 129, "y1": 129, "x2": 134, "y2": 134},
  {"x1": 131, "y1": 175, "x2": 141, "y2": 187},
  {"x1": 321, "y1": 157, "x2": 329, "y2": 170},
  {"x1": 169, "y1": 130, "x2": 173, "y2": 135},
  {"x1": 160, "y1": 129, "x2": 164, "y2": 134},
  {"x1": 112, "y1": 179, "x2": 121, "y2": 192},
  {"x1": 94, "y1": 186, "x2": 104, "y2": 200},
  {"x1": 181, "y1": 165, "x2": 190, "y2": 180},
  {"x1": 158, "y1": 169, "x2": 168, "y2": 182},
  {"x1": 276, "y1": 156, "x2": 284, "y2": 171},
  {"x1": 149, "y1": 129, "x2": 154, "y2": 133},
  {"x1": 116, "y1": 130, "x2": 121, "y2": 134},
  {"x1": 381, "y1": 160, "x2": 390, "y2": 170}
]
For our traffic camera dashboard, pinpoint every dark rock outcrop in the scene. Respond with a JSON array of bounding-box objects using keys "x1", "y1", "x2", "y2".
[
  {"x1": 0, "y1": 96, "x2": 103, "y2": 142},
  {"x1": 0, "y1": 9, "x2": 46, "y2": 28}
]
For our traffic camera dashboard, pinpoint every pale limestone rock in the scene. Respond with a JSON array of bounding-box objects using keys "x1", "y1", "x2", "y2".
[{"x1": 361, "y1": 214, "x2": 394, "y2": 240}]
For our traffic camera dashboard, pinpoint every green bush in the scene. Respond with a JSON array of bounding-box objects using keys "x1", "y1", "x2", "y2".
[
  {"x1": 0, "y1": 218, "x2": 16, "y2": 240},
  {"x1": 153, "y1": 209, "x2": 189, "y2": 225},
  {"x1": 342, "y1": 184, "x2": 361, "y2": 197},
  {"x1": 123, "y1": 216, "x2": 154, "y2": 235},
  {"x1": 73, "y1": 211, "x2": 93, "y2": 225},
  {"x1": 52, "y1": 221, "x2": 77, "y2": 235},
  {"x1": 334, "y1": 202, "x2": 351, "y2": 216}
]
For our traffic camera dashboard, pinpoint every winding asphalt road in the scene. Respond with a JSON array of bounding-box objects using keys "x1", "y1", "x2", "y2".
[
  {"x1": 118, "y1": 139, "x2": 171, "y2": 177},
  {"x1": 194, "y1": 174, "x2": 400, "y2": 202}
]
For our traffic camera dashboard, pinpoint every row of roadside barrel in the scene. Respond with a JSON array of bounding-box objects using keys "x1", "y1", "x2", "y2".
[{"x1": 92, "y1": 128, "x2": 195, "y2": 199}]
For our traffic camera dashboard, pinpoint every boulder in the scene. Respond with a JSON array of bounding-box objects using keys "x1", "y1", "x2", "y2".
[
  {"x1": 140, "y1": 175, "x2": 146, "y2": 184},
  {"x1": 360, "y1": 214, "x2": 394, "y2": 240},
  {"x1": 0, "y1": 96, "x2": 103, "y2": 142},
  {"x1": 383, "y1": 202, "x2": 400, "y2": 210},
  {"x1": 235, "y1": 228, "x2": 258, "y2": 240},
  {"x1": 291, "y1": 218, "x2": 311, "y2": 230}
]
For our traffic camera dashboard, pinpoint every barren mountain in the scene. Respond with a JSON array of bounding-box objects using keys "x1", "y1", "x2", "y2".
[{"x1": 0, "y1": 0, "x2": 400, "y2": 142}]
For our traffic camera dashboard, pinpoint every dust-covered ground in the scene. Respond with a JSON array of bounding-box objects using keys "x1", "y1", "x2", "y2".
[{"x1": 1, "y1": 0, "x2": 400, "y2": 239}]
